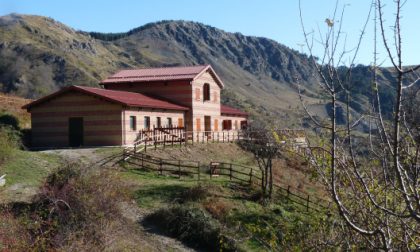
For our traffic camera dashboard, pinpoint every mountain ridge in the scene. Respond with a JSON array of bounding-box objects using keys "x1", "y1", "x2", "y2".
[{"x1": 0, "y1": 13, "x2": 417, "y2": 126}]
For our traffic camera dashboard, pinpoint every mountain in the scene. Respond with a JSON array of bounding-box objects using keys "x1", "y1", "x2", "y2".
[{"x1": 0, "y1": 14, "x2": 417, "y2": 126}]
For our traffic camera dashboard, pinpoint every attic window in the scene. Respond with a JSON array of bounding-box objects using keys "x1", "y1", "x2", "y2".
[{"x1": 203, "y1": 83, "x2": 210, "y2": 101}]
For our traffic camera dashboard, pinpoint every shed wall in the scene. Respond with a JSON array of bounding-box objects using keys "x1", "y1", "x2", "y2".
[{"x1": 30, "y1": 91, "x2": 123, "y2": 147}]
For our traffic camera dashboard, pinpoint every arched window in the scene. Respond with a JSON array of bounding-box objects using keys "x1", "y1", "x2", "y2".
[{"x1": 203, "y1": 83, "x2": 210, "y2": 101}]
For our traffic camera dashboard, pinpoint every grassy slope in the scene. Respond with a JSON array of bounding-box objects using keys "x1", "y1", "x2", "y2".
[
  {"x1": 121, "y1": 144, "x2": 328, "y2": 250},
  {"x1": 140, "y1": 143, "x2": 327, "y2": 199},
  {"x1": 0, "y1": 92, "x2": 31, "y2": 128},
  {"x1": 0, "y1": 150, "x2": 61, "y2": 203}
]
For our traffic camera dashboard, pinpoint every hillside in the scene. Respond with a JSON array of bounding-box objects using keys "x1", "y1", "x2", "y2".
[
  {"x1": 0, "y1": 14, "x2": 321, "y2": 127},
  {"x1": 0, "y1": 92, "x2": 31, "y2": 128},
  {"x1": 0, "y1": 14, "x2": 418, "y2": 126}
]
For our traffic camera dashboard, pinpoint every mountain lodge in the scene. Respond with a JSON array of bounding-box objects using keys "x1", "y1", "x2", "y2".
[{"x1": 23, "y1": 65, "x2": 248, "y2": 147}]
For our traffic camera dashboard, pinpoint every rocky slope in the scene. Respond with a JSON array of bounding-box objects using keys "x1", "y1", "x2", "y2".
[{"x1": 0, "y1": 14, "x2": 417, "y2": 126}]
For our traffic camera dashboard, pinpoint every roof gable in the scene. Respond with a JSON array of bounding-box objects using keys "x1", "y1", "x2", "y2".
[
  {"x1": 22, "y1": 85, "x2": 189, "y2": 111},
  {"x1": 100, "y1": 65, "x2": 224, "y2": 88}
]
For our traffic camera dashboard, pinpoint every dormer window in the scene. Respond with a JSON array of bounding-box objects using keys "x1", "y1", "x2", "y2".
[{"x1": 203, "y1": 83, "x2": 210, "y2": 101}]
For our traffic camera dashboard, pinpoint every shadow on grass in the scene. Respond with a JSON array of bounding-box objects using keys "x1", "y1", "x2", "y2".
[{"x1": 134, "y1": 184, "x2": 189, "y2": 207}]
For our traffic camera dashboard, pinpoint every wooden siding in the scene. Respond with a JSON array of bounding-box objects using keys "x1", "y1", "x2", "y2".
[
  {"x1": 122, "y1": 108, "x2": 185, "y2": 145},
  {"x1": 30, "y1": 91, "x2": 123, "y2": 147}
]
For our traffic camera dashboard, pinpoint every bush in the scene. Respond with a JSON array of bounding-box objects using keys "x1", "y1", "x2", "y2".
[
  {"x1": 144, "y1": 205, "x2": 229, "y2": 251},
  {"x1": 179, "y1": 184, "x2": 209, "y2": 202},
  {"x1": 10, "y1": 164, "x2": 132, "y2": 250},
  {"x1": 203, "y1": 198, "x2": 233, "y2": 221},
  {"x1": 0, "y1": 126, "x2": 21, "y2": 164}
]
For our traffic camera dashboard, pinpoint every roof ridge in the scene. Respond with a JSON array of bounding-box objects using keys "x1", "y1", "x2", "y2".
[{"x1": 117, "y1": 64, "x2": 209, "y2": 71}]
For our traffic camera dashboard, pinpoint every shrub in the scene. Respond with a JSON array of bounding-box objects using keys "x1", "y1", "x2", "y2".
[
  {"x1": 0, "y1": 126, "x2": 21, "y2": 164},
  {"x1": 12, "y1": 164, "x2": 132, "y2": 250},
  {"x1": 144, "y1": 205, "x2": 228, "y2": 251},
  {"x1": 0, "y1": 208, "x2": 30, "y2": 250},
  {"x1": 203, "y1": 198, "x2": 233, "y2": 221},
  {"x1": 179, "y1": 184, "x2": 209, "y2": 202}
]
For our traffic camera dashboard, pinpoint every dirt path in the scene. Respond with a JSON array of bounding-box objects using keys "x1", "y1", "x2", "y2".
[
  {"x1": 42, "y1": 148, "x2": 196, "y2": 252},
  {"x1": 41, "y1": 148, "x2": 111, "y2": 165},
  {"x1": 119, "y1": 202, "x2": 196, "y2": 252}
]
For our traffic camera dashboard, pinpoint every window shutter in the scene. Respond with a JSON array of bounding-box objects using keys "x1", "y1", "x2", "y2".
[
  {"x1": 214, "y1": 119, "x2": 218, "y2": 131},
  {"x1": 195, "y1": 88, "x2": 201, "y2": 101},
  {"x1": 196, "y1": 118, "x2": 201, "y2": 131},
  {"x1": 178, "y1": 118, "x2": 184, "y2": 127}
]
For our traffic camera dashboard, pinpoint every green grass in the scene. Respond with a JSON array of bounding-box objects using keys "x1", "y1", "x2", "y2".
[
  {"x1": 0, "y1": 150, "x2": 61, "y2": 203},
  {"x1": 119, "y1": 165, "x2": 328, "y2": 251}
]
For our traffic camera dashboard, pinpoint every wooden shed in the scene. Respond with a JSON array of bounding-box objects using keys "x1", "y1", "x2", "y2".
[{"x1": 22, "y1": 85, "x2": 188, "y2": 147}]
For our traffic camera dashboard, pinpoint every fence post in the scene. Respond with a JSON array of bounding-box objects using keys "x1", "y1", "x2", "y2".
[
  {"x1": 306, "y1": 195, "x2": 310, "y2": 212},
  {"x1": 141, "y1": 153, "x2": 144, "y2": 168},
  {"x1": 223, "y1": 132, "x2": 225, "y2": 143},
  {"x1": 197, "y1": 162, "x2": 200, "y2": 181},
  {"x1": 145, "y1": 138, "x2": 148, "y2": 152},
  {"x1": 163, "y1": 135, "x2": 166, "y2": 148},
  {"x1": 159, "y1": 160, "x2": 163, "y2": 175},
  {"x1": 229, "y1": 163, "x2": 232, "y2": 181},
  {"x1": 154, "y1": 136, "x2": 157, "y2": 150},
  {"x1": 212, "y1": 131, "x2": 215, "y2": 143},
  {"x1": 249, "y1": 168, "x2": 253, "y2": 185},
  {"x1": 209, "y1": 163, "x2": 212, "y2": 179},
  {"x1": 287, "y1": 185, "x2": 290, "y2": 199},
  {"x1": 178, "y1": 160, "x2": 181, "y2": 179}
]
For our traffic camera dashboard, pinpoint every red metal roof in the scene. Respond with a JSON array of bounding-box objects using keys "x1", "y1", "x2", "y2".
[
  {"x1": 221, "y1": 105, "x2": 248, "y2": 117},
  {"x1": 100, "y1": 65, "x2": 224, "y2": 88},
  {"x1": 22, "y1": 85, "x2": 189, "y2": 111}
]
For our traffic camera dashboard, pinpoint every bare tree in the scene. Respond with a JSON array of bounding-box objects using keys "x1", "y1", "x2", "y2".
[
  {"x1": 299, "y1": 0, "x2": 419, "y2": 250},
  {"x1": 241, "y1": 123, "x2": 284, "y2": 199}
]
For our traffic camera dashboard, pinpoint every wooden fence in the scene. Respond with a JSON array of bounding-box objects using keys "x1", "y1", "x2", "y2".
[
  {"x1": 122, "y1": 149, "x2": 332, "y2": 213},
  {"x1": 131, "y1": 128, "x2": 308, "y2": 154}
]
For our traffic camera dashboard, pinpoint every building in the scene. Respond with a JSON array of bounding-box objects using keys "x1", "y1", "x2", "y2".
[{"x1": 23, "y1": 65, "x2": 248, "y2": 147}]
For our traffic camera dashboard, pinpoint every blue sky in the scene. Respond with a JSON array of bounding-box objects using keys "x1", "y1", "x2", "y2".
[{"x1": 0, "y1": 0, "x2": 419, "y2": 66}]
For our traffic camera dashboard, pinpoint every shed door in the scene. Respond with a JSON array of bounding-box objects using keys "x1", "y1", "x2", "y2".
[{"x1": 69, "y1": 117, "x2": 84, "y2": 147}]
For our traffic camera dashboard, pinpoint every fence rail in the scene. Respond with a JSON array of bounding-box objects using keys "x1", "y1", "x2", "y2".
[{"x1": 122, "y1": 149, "x2": 331, "y2": 213}]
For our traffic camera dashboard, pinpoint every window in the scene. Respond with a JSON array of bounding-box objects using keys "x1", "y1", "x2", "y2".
[
  {"x1": 222, "y1": 120, "x2": 232, "y2": 131},
  {"x1": 129, "y1": 116, "x2": 136, "y2": 131},
  {"x1": 178, "y1": 118, "x2": 184, "y2": 127},
  {"x1": 203, "y1": 83, "x2": 210, "y2": 101},
  {"x1": 167, "y1": 117, "x2": 172, "y2": 127},
  {"x1": 156, "y1": 117, "x2": 161, "y2": 128},
  {"x1": 144, "y1": 116, "x2": 150, "y2": 129}
]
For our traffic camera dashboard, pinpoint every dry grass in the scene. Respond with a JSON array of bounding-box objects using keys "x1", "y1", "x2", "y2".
[
  {"x1": 0, "y1": 93, "x2": 31, "y2": 128},
  {"x1": 203, "y1": 198, "x2": 234, "y2": 221}
]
